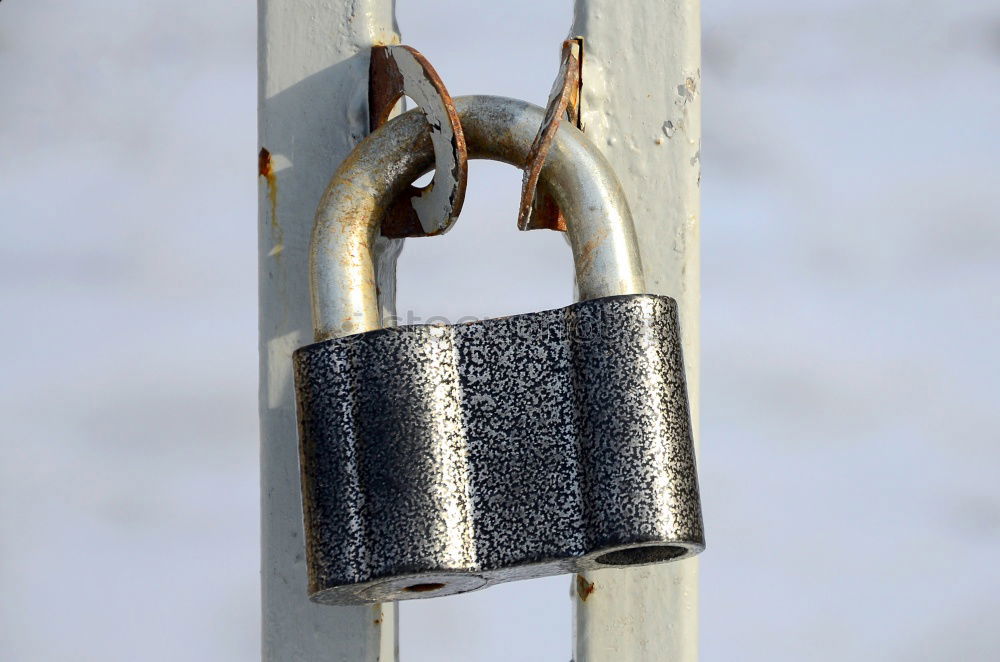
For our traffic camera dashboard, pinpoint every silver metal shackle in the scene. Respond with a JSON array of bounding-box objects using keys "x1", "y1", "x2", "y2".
[{"x1": 310, "y1": 95, "x2": 646, "y2": 341}]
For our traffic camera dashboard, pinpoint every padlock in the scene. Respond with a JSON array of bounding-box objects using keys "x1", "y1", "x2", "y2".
[{"x1": 294, "y1": 95, "x2": 705, "y2": 605}]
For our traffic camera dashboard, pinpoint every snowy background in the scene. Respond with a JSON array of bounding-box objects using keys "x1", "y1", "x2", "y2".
[{"x1": 2, "y1": 0, "x2": 998, "y2": 660}]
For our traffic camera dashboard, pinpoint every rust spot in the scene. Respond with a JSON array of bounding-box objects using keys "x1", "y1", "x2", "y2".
[
  {"x1": 576, "y1": 227, "x2": 609, "y2": 277},
  {"x1": 576, "y1": 574, "x2": 595, "y2": 602},
  {"x1": 258, "y1": 147, "x2": 272, "y2": 177},
  {"x1": 373, "y1": 616, "x2": 382, "y2": 625}
]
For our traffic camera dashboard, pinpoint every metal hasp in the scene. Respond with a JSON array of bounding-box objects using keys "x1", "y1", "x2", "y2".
[
  {"x1": 294, "y1": 96, "x2": 704, "y2": 605},
  {"x1": 519, "y1": 38, "x2": 582, "y2": 232},
  {"x1": 368, "y1": 45, "x2": 467, "y2": 238}
]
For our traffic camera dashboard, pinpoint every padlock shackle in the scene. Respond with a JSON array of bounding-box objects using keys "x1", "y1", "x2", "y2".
[{"x1": 310, "y1": 95, "x2": 645, "y2": 341}]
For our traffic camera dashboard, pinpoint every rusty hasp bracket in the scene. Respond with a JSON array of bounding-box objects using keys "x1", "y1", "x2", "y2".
[
  {"x1": 370, "y1": 45, "x2": 468, "y2": 238},
  {"x1": 518, "y1": 38, "x2": 583, "y2": 232}
]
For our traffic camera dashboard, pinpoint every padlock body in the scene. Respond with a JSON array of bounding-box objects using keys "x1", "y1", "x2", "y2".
[{"x1": 293, "y1": 293, "x2": 704, "y2": 605}]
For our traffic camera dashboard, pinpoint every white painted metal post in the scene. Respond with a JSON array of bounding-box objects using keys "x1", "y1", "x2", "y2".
[
  {"x1": 571, "y1": 1, "x2": 702, "y2": 660},
  {"x1": 258, "y1": 2, "x2": 399, "y2": 659}
]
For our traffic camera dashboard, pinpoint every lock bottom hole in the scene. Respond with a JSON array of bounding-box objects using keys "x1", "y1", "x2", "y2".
[
  {"x1": 595, "y1": 544, "x2": 688, "y2": 566},
  {"x1": 403, "y1": 582, "x2": 447, "y2": 593},
  {"x1": 358, "y1": 572, "x2": 489, "y2": 602}
]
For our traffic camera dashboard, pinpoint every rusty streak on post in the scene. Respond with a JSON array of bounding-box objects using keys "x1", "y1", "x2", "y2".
[{"x1": 258, "y1": 147, "x2": 282, "y2": 255}]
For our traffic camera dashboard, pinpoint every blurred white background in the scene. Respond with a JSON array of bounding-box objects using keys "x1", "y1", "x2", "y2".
[{"x1": 2, "y1": 0, "x2": 998, "y2": 660}]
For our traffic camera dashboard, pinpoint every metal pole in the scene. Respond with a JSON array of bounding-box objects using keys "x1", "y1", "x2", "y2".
[
  {"x1": 258, "y1": 1, "x2": 399, "y2": 659},
  {"x1": 571, "y1": 1, "x2": 702, "y2": 660}
]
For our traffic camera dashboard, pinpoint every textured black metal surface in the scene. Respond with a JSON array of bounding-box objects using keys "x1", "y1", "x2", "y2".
[{"x1": 293, "y1": 294, "x2": 704, "y2": 605}]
